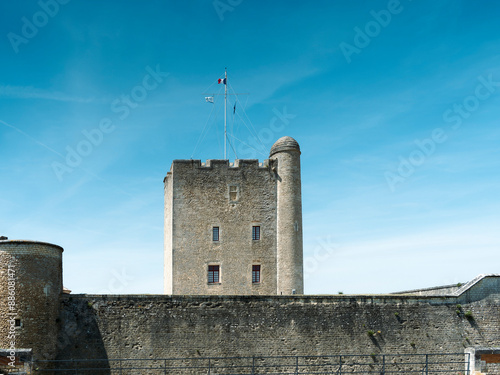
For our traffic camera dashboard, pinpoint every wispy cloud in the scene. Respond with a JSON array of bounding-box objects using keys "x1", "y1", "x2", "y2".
[
  {"x1": 0, "y1": 85, "x2": 93, "y2": 103},
  {"x1": 0, "y1": 119, "x2": 64, "y2": 157}
]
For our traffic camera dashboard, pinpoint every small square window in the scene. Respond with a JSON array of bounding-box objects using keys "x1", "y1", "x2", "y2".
[
  {"x1": 208, "y1": 265, "x2": 220, "y2": 284},
  {"x1": 252, "y1": 265, "x2": 261, "y2": 283},
  {"x1": 14, "y1": 319, "x2": 21, "y2": 327},
  {"x1": 229, "y1": 185, "x2": 238, "y2": 201},
  {"x1": 252, "y1": 226, "x2": 260, "y2": 241},
  {"x1": 212, "y1": 227, "x2": 219, "y2": 242}
]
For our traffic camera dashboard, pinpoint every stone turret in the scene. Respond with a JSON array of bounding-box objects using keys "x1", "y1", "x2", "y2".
[
  {"x1": 270, "y1": 136, "x2": 304, "y2": 295},
  {"x1": 0, "y1": 239, "x2": 63, "y2": 362}
]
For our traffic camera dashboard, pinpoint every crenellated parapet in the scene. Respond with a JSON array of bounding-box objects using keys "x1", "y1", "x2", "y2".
[{"x1": 166, "y1": 158, "x2": 273, "y2": 173}]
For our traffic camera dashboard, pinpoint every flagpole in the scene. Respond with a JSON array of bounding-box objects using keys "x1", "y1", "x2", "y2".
[
  {"x1": 202, "y1": 71, "x2": 248, "y2": 159},
  {"x1": 224, "y1": 67, "x2": 227, "y2": 159}
]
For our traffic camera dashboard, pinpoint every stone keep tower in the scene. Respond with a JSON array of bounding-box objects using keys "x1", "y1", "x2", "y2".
[
  {"x1": 164, "y1": 136, "x2": 303, "y2": 295},
  {"x1": 0, "y1": 239, "x2": 63, "y2": 361}
]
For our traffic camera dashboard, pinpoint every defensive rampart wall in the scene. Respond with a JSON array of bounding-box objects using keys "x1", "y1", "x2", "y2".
[{"x1": 55, "y1": 275, "x2": 500, "y2": 368}]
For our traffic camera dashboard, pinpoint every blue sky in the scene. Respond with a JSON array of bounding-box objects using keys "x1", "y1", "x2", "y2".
[{"x1": 1, "y1": 0, "x2": 499, "y2": 294}]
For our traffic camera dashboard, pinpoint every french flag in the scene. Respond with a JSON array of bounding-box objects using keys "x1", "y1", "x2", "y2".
[{"x1": 218, "y1": 78, "x2": 226, "y2": 84}]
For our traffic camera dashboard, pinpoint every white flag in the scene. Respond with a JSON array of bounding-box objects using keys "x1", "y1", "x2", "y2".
[{"x1": 205, "y1": 97, "x2": 214, "y2": 103}]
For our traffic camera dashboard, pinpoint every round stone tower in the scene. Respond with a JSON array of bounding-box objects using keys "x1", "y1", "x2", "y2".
[
  {"x1": 270, "y1": 136, "x2": 304, "y2": 295},
  {"x1": 0, "y1": 239, "x2": 63, "y2": 361}
]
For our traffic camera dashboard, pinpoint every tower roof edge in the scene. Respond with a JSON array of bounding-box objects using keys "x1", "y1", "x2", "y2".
[{"x1": 269, "y1": 136, "x2": 300, "y2": 157}]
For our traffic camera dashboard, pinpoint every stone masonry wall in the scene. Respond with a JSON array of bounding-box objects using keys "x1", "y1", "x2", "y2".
[
  {"x1": 164, "y1": 159, "x2": 278, "y2": 295},
  {"x1": 56, "y1": 289, "x2": 500, "y2": 366}
]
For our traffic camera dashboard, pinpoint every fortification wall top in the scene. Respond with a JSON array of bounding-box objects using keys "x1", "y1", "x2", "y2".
[
  {"x1": 69, "y1": 273, "x2": 500, "y2": 304},
  {"x1": 392, "y1": 274, "x2": 500, "y2": 303},
  {"x1": 0, "y1": 239, "x2": 63, "y2": 252},
  {"x1": 392, "y1": 283, "x2": 462, "y2": 296},
  {"x1": 166, "y1": 159, "x2": 273, "y2": 175},
  {"x1": 63, "y1": 293, "x2": 459, "y2": 306}
]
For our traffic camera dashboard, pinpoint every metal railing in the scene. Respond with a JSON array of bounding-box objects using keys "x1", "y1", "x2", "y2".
[{"x1": 30, "y1": 353, "x2": 470, "y2": 374}]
